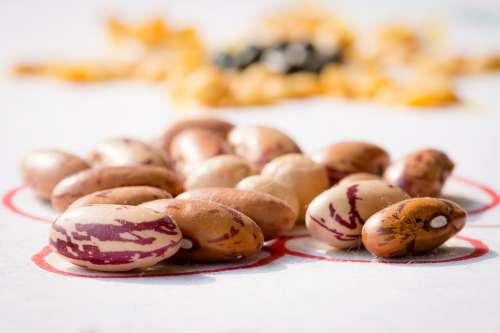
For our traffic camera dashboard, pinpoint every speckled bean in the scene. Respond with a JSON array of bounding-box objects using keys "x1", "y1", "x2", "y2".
[
  {"x1": 140, "y1": 199, "x2": 263, "y2": 262},
  {"x1": 362, "y1": 197, "x2": 467, "y2": 257},
  {"x1": 49, "y1": 204, "x2": 182, "y2": 271},
  {"x1": 311, "y1": 141, "x2": 390, "y2": 185},
  {"x1": 306, "y1": 180, "x2": 410, "y2": 249},
  {"x1": 261, "y1": 154, "x2": 329, "y2": 221},
  {"x1": 68, "y1": 186, "x2": 172, "y2": 209},
  {"x1": 89, "y1": 137, "x2": 165, "y2": 167},
  {"x1": 185, "y1": 155, "x2": 252, "y2": 190},
  {"x1": 51, "y1": 165, "x2": 183, "y2": 212},
  {"x1": 21, "y1": 149, "x2": 90, "y2": 200},
  {"x1": 228, "y1": 125, "x2": 301, "y2": 173},
  {"x1": 178, "y1": 188, "x2": 296, "y2": 240},
  {"x1": 384, "y1": 148, "x2": 454, "y2": 197}
]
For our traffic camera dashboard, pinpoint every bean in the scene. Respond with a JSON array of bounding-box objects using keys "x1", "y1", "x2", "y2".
[
  {"x1": 311, "y1": 141, "x2": 390, "y2": 185},
  {"x1": 362, "y1": 197, "x2": 467, "y2": 257},
  {"x1": 88, "y1": 137, "x2": 165, "y2": 167},
  {"x1": 261, "y1": 153, "x2": 329, "y2": 221},
  {"x1": 384, "y1": 148, "x2": 454, "y2": 197},
  {"x1": 185, "y1": 155, "x2": 252, "y2": 190},
  {"x1": 338, "y1": 172, "x2": 382, "y2": 186},
  {"x1": 177, "y1": 188, "x2": 296, "y2": 240},
  {"x1": 68, "y1": 186, "x2": 172, "y2": 209},
  {"x1": 21, "y1": 149, "x2": 90, "y2": 200},
  {"x1": 140, "y1": 199, "x2": 263, "y2": 261},
  {"x1": 228, "y1": 125, "x2": 301, "y2": 173},
  {"x1": 237, "y1": 175, "x2": 299, "y2": 219},
  {"x1": 170, "y1": 129, "x2": 232, "y2": 177},
  {"x1": 51, "y1": 165, "x2": 183, "y2": 212},
  {"x1": 306, "y1": 180, "x2": 410, "y2": 249},
  {"x1": 49, "y1": 204, "x2": 182, "y2": 271}
]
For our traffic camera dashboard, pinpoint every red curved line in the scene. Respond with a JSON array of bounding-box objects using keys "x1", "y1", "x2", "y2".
[
  {"x1": 2, "y1": 185, "x2": 52, "y2": 223},
  {"x1": 451, "y1": 175, "x2": 500, "y2": 215},
  {"x1": 276, "y1": 234, "x2": 489, "y2": 265},
  {"x1": 32, "y1": 245, "x2": 285, "y2": 279}
]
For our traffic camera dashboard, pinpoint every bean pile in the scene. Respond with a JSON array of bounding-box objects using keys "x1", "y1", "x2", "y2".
[{"x1": 22, "y1": 116, "x2": 466, "y2": 271}]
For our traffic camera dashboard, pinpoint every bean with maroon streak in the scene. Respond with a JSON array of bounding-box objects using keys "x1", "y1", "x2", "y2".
[
  {"x1": 306, "y1": 180, "x2": 409, "y2": 249},
  {"x1": 140, "y1": 199, "x2": 263, "y2": 262},
  {"x1": 49, "y1": 204, "x2": 182, "y2": 271}
]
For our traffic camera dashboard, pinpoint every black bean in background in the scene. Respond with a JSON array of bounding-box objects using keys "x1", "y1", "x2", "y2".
[
  {"x1": 214, "y1": 52, "x2": 238, "y2": 70},
  {"x1": 235, "y1": 45, "x2": 264, "y2": 69}
]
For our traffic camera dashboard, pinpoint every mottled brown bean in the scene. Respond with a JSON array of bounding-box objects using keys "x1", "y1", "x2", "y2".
[
  {"x1": 178, "y1": 188, "x2": 296, "y2": 240},
  {"x1": 51, "y1": 165, "x2": 183, "y2": 212},
  {"x1": 362, "y1": 197, "x2": 466, "y2": 257},
  {"x1": 21, "y1": 149, "x2": 90, "y2": 200},
  {"x1": 228, "y1": 125, "x2": 301, "y2": 173},
  {"x1": 384, "y1": 148, "x2": 454, "y2": 197},
  {"x1": 68, "y1": 186, "x2": 172, "y2": 209},
  {"x1": 140, "y1": 199, "x2": 263, "y2": 262},
  {"x1": 338, "y1": 172, "x2": 382, "y2": 186},
  {"x1": 311, "y1": 141, "x2": 390, "y2": 185}
]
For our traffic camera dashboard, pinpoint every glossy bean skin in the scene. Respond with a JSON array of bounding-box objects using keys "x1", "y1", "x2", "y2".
[
  {"x1": 177, "y1": 188, "x2": 296, "y2": 240},
  {"x1": 311, "y1": 141, "x2": 390, "y2": 185},
  {"x1": 159, "y1": 116, "x2": 234, "y2": 159},
  {"x1": 170, "y1": 128, "x2": 232, "y2": 177},
  {"x1": 237, "y1": 175, "x2": 300, "y2": 220},
  {"x1": 384, "y1": 149, "x2": 454, "y2": 197},
  {"x1": 306, "y1": 180, "x2": 410, "y2": 249},
  {"x1": 88, "y1": 138, "x2": 165, "y2": 167},
  {"x1": 185, "y1": 155, "x2": 252, "y2": 190},
  {"x1": 140, "y1": 199, "x2": 263, "y2": 262},
  {"x1": 261, "y1": 154, "x2": 329, "y2": 221},
  {"x1": 68, "y1": 186, "x2": 172, "y2": 209},
  {"x1": 51, "y1": 165, "x2": 183, "y2": 212},
  {"x1": 49, "y1": 204, "x2": 182, "y2": 271},
  {"x1": 338, "y1": 172, "x2": 382, "y2": 186},
  {"x1": 362, "y1": 198, "x2": 467, "y2": 257},
  {"x1": 228, "y1": 125, "x2": 301, "y2": 173},
  {"x1": 21, "y1": 149, "x2": 90, "y2": 200}
]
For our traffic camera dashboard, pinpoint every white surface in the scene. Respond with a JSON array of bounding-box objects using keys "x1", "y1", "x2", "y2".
[{"x1": 1, "y1": 1, "x2": 500, "y2": 332}]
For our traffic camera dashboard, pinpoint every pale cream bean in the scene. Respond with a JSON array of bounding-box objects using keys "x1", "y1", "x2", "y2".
[
  {"x1": 68, "y1": 186, "x2": 172, "y2": 209},
  {"x1": 362, "y1": 198, "x2": 466, "y2": 257},
  {"x1": 51, "y1": 165, "x2": 183, "y2": 212},
  {"x1": 178, "y1": 188, "x2": 296, "y2": 240},
  {"x1": 306, "y1": 180, "x2": 410, "y2": 249},
  {"x1": 261, "y1": 154, "x2": 329, "y2": 221},
  {"x1": 88, "y1": 137, "x2": 165, "y2": 167},
  {"x1": 49, "y1": 204, "x2": 182, "y2": 271},
  {"x1": 384, "y1": 148, "x2": 454, "y2": 197},
  {"x1": 311, "y1": 141, "x2": 390, "y2": 185},
  {"x1": 185, "y1": 155, "x2": 252, "y2": 190},
  {"x1": 21, "y1": 149, "x2": 90, "y2": 200},
  {"x1": 228, "y1": 125, "x2": 301, "y2": 173},
  {"x1": 140, "y1": 199, "x2": 263, "y2": 262},
  {"x1": 237, "y1": 175, "x2": 299, "y2": 220}
]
